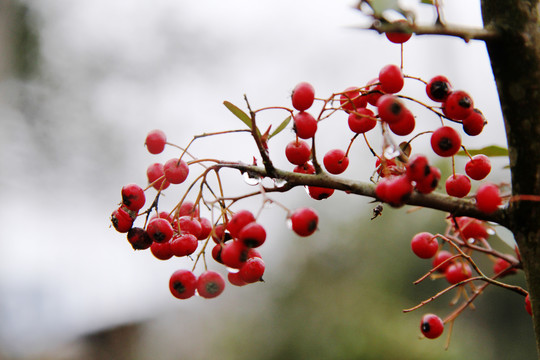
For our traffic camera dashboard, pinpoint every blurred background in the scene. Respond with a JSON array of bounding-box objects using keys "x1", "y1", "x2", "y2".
[{"x1": 0, "y1": 0, "x2": 535, "y2": 359}]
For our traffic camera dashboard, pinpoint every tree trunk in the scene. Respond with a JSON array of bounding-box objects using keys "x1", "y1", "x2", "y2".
[{"x1": 481, "y1": 0, "x2": 540, "y2": 357}]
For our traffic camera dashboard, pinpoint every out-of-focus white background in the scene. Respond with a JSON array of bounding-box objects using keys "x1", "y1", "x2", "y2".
[{"x1": 0, "y1": 0, "x2": 508, "y2": 358}]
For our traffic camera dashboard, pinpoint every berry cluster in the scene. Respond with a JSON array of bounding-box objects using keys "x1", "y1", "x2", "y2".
[{"x1": 109, "y1": 24, "x2": 526, "y2": 348}]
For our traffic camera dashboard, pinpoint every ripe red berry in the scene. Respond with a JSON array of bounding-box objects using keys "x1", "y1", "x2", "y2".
[
  {"x1": 385, "y1": 20, "x2": 412, "y2": 44},
  {"x1": 221, "y1": 240, "x2": 250, "y2": 269},
  {"x1": 465, "y1": 154, "x2": 491, "y2": 180},
  {"x1": 323, "y1": 149, "x2": 349, "y2": 175},
  {"x1": 462, "y1": 109, "x2": 486, "y2": 136},
  {"x1": 198, "y1": 217, "x2": 213, "y2": 240},
  {"x1": 379, "y1": 64, "x2": 404, "y2": 94},
  {"x1": 430, "y1": 126, "x2": 461, "y2": 157},
  {"x1": 476, "y1": 183, "x2": 502, "y2": 214},
  {"x1": 290, "y1": 207, "x2": 319, "y2": 237},
  {"x1": 420, "y1": 314, "x2": 444, "y2": 339},
  {"x1": 375, "y1": 157, "x2": 399, "y2": 178},
  {"x1": 291, "y1": 82, "x2": 315, "y2": 111},
  {"x1": 227, "y1": 210, "x2": 256, "y2": 238},
  {"x1": 169, "y1": 269, "x2": 197, "y2": 299},
  {"x1": 228, "y1": 271, "x2": 247, "y2": 287},
  {"x1": 146, "y1": 217, "x2": 174, "y2": 243},
  {"x1": 347, "y1": 108, "x2": 377, "y2": 134},
  {"x1": 454, "y1": 217, "x2": 489, "y2": 241},
  {"x1": 145, "y1": 129, "x2": 167, "y2": 154},
  {"x1": 365, "y1": 78, "x2": 383, "y2": 106},
  {"x1": 388, "y1": 108, "x2": 415, "y2": 136},
  {"x1": 175, "y1": 216, "x2": 202, "y2": 238},
  {"x1": 163, "y1": 158, "x2": 189, "y2": 184},
  {"x1": 127, "y1": 227, "x2": 153, "y2": 250},
  {"x1": 150, "y1": 240, "x2": 173, "y2": 260},
  {"x1": 426, "y1": 75, "x2": 452, "y2": 102},
  {"x1": 405, "y1": 154, "x2": 430, "y2": 182},
  {"x1": 376, "y1": 175, "x2": 413, "y2": 207},
  {"x1": 445, "y1": 262, "x2": 472, "y2": 284},
  {"x1": 197, "y1": 270, "x2": 226, "y2": 299},
  {"x1": 285, "y1": 139, "x2": 311, "y2": 165},
  {"x1": 414, "y1": 166, "x2": 441, "y2": 194},
  {"x1": 238, "y1": 222, "x2": 266, "y2": 248},
  {"x1": 211, "y1": 223, "x2": 233, "y2": 244},
  {"x1": 111, "y1": 207, "x2": 135, "y2": 233},
  {"x1": 170, "y1": 233, "x2": 198, "y2": 257},
  {"x1": 308, "y1": 186, "x2": 335, "y2": 200},
  {"x1": 239, "y1": 257, "x2": 265, "y2": 283},
  {"x1": 178, "y1": 201, "x2": 200, "y2": 218},
  {"x1": 525, "y1": 294, "x2": 532, "y2": 316},
  {"x1": 442, "y1": 90, "x2": 474, "y2": 120},
  {"x1": 293, "y1": 111, "x2": 318, "y2": 139},
  {"x1": 432, "y1": 250, "x2": 454, "y2": 273},
  {"x1": 340, "y1": 87, "x2": 367, "y2": 112},
  {"x1": 121, "y1": 183, "x2": 146, "y2": 211},
  {"x1": 377, "y1": 94, "x2": 406, "y2": 124},
  {"x1": 411, "y1": 232, "x2": 439, "y2": 259},
  {"x1": 147, "y1": 162, "x2": 170, "y2": 190},
  {"x1": 493, "y1": 257, "x2": 517, "y2": 277},
  {"x1": 445, "y1": 173, "x2": 471, "y2": 198}
]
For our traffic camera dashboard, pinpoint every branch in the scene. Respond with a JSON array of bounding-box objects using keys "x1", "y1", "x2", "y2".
[{"x1": 212, "y1": 162, "x2": 509, "y2": 227}]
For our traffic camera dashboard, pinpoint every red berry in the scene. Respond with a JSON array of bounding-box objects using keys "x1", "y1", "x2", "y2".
[
  {"x1": 445, "y1": 174, "x2": 471, "y2": 198},
  {"x1": 476, "y1": 183, "x2": 501, "y2": 214},
  {"x1": 221, "y1": 240, "x2": 250, "y2": 269},
  {"x1": 323, "y1": 149, "x2": 349, "y2": 175},
  {"x1": 340, "y1": 87, "x2": 367, "y2": 112},
  {"x1": 388, "y1": 108, "x2": 415, "y2": 136},
  {"x1": 227, "y1": 210, "x2": 256, "y2": 238},
  {"x1": 379, "y1": 64, "x2": 404, "y2": 94},
  {"x1": 525, "y1": 294, "x2": 532, "y2": 316},
  {"x1": 365, "y1": 78, "x2": 383, "y2": 106},
  {"x1": 415, "y1": 166, "x2": 441, "y2": 194},
  {"x1": 348, "y1": 108, "x2": 377, "y2": 134},
  {"x1": 121, "y1": 183, "x2": 146, "y2": 211},
  {"x1": 293, "y1": 162, "x2": 315, "y2": 174},
  {"x1": 411, "y1": 232, "x2": 439, "y2": 259},
  {"x1": 385, "y1": 20, "x2": 412, "y2": 44},
  {"x1": 290, "y1": 207, "x2": 318, "y2": 237},
  {"x1": 175, "y1": 216, "x2": 202, "y2": 238},
  {"x1": 197, "y1": 271, "x2": 226, "y2": 299},
  {"x1": 198, "y1": 217, "x2": 213, "y2": 240},
  {"x1": 442, "y1": 90, "x2": 474, "y2": 120},
  {"x1": 420, "y1": 314, "x2": 444, "y2": 339},
  {"x1": 111, "y1": 207, "x2": 135, "y2": 233},
  {"x1": 406, "y1": 154, "x2": 430, "y2": 183},
  {"x1": 432, "y1": 250, "x2": 454, "y2": 273},
  {"x1": 228, "y1": 271, "x2": 248, "y2": 286},
  {"x1": 291, "y1": 82, "x2": 315, "y2": 111},
  {"x1": 285, "y1": 139, "x2": 311, "y2": 165},
  {"x1": 462, "y1": 109, "x2": 486, "y2": 136},
  {"x1": 150, "y1": 211, "x2": 173, "y2": 224},
  {"x1": 150, "y1": 240, "x2": 173, "y2": 260},
  {"x1": 127, "y1": 227, "x2": 153, "y2": 250},
  {"x1": 170, "y1": 233, "x2": 198, "y2": 257},
  {"x1": 238, "y1": 222, "x2": 266, "y2": 248},
  {"x1": 211, "y1": 224, "x2": 233, "y2": 244},
  {"x1": 445, "y1": 262, "x2": 472, "y2": 284},
  {"x1": 147, "y1": 162, "x2": 170, "y2": 190},
  {"x1": 308, "y1": 186, "x2": 335, "y2": 200},
  {"x1": 493, "y1": 257, "x2": 517, "y2": 277},
  {"x1": 430, "y1": 126, "x2": 461, "y2": 157},
  {"x1": 426, "y1": 75, "x2": 452, "y2": 102},
  {"x1": 293, "y1": 111, "x2": 317, "y2": 139},
  {"x1": 377, "y1": 94, "x2": 406, "y2": 124},
  {"x1": 376, "y1": 175, "x2": 413, "y2": 207},
  {"x1": 169, "y1": 269, "x2": 197, "y2": 299},
  {"x1": 163, "y1": 158, "x2": 189, "y2": 184},
  {"x1": 465, "y1": 154, "x2": 491, "y2": 180},
  {"x1": 178, "y1": 201, "x2": 200, "y2": 218},
  {"x1": 454, "y1": 217, "x2": 489, "y2": 241},
  {"x1": 146, "y1": 217, "x2": 174, "y2": 243},
  {"x1": 239, "y1": 257, "x2": 265, "y2": 283},
  {"x1": 145, "y1": 129, "x2": 167, "y2": 154}
]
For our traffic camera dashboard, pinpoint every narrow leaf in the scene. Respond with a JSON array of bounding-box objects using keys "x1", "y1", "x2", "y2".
[
  {"x1": 269, "y1": 115, "x2": 292, "y2": 139},
  {"x1": 223, "y1": 101, "x2": 252, "y2": 129},
  {"x1": 457, "y1": 145, "x2": 509, "y2": 157},
  {"x1": 420, "y1": 0, "x2": 434, "y2": 5}
]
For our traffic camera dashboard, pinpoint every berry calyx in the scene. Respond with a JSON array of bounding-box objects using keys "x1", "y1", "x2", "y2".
[
  {"x1": 430, "y1": 126, "x2": 461, "y2": 157},
  {"x1": 169, "y1": 269, "x2": 197, "y2": 300},
  {"x1": 290, "y1": 207, "x2": 319, "y2": 237},
  {"x1": 420, "y1": 314, "x2": 444, "y2": 339},
  {"x1": 465, "y1": 154, "x2": 491, "y2": 180},
  {"x1": 163, "y1": 158, "x2": 189, "y2": 184},
  {"x1": 411, "y1": 232, "x2": 439, "y2": 259},
  {"x1": 293, "y1": 111, "x2": 318, "y2": 139},
  {"x1": 476, "y1": 183, "x2": 501, "y2": 214},
  {"x1": 379, "y1": 64, "x2": 404, "y2": 94},
  {"x1": 445, "y1": 173, "x2": 471, "y2": 198},
  {"x1": 121, "y1": 183, "x2": 146, "y2": 211},
  {"x1": 145, "y1": 129, "x2": 167, "y2": 154},
  {"x1": 291, "y1": 82, "x2": 315, "y2": 111},
  {"x1": 197, "y1": 270, "x2": 226, "y2": 299},
  {"x1": 323, "y1": 149, "x2": 349, "y2": 175}
]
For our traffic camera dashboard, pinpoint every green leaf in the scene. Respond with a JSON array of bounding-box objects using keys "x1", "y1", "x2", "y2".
[
  {"x1": 223, "y1": 101, "x2": 252, "y2": 129},
  {"x1": 457, "y1": 145, "x2": 509, "y2": 157},
  {"x1": 420, "y1": 0, "x2": 434, "y2": 5},
  {"x1": 269, "y1": 115, "x2": 291, "y2": 139}
]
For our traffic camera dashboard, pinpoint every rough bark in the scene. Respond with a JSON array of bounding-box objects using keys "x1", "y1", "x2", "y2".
[{"x1": 481, "y1": 0, "x2": 540, "y2": 357}]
